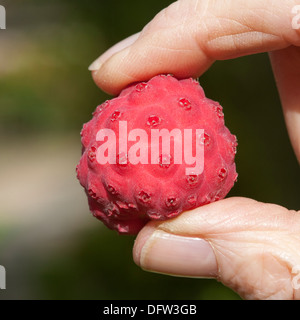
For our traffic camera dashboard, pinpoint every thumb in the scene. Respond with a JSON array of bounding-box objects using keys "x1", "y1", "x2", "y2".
[
  {"x1": 90, "y1": 0, "x2": 300, "y2": 95},
  {"x1": 133, "y1": 197, "x2": 300, "y2": 300}
]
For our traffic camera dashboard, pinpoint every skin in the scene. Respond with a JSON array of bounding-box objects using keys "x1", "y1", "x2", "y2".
[{"x1": 89, "y1": 0, "x2": 300, "y2": 299}]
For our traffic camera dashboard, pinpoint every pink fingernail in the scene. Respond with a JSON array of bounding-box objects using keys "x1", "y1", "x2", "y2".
[{"x1": 135, "y1": 229, "x2": 218, "y2": 278}]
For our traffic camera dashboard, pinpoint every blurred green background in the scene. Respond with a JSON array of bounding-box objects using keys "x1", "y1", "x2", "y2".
[{"x1": 0, "y1": 0, "x2": 299, "y2": 300}]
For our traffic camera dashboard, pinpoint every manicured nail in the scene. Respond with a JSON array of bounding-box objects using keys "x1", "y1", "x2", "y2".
[
  {"x1": 88, "y1": 32, "x2": 140, "y2": 71},
  {"x1": 135, "y1": 229, "x2": 218, "y2": 278}
]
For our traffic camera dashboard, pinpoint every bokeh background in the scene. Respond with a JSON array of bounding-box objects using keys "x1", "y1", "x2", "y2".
[{"x1": 0, "y1": 0, "x2": 299, "y2": 300}]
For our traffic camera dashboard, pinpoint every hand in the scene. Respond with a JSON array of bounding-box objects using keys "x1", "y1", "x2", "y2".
[{"x1": 89, "y1": 0, "x2": 300, "y2": 299}]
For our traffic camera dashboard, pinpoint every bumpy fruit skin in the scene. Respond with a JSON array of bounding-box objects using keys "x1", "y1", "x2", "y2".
[{"x1": 76, "y1": 75, "x2": 238, "y2": 235}]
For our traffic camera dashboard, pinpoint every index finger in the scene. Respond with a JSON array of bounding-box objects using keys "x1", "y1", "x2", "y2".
[{"x1": 91, "y1": 0, "x2": 300, "y2": 95}]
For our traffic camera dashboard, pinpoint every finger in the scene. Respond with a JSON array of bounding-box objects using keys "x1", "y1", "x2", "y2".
[
  {"x1": 269, "y1": 46, "x2": 300, "y2": 164},
  {"x1": 91, "y1": 0, "x2": 300, "y2": 95},
  {"x1": 133, "y1": 197, "x2": 300, "y2": 300}
]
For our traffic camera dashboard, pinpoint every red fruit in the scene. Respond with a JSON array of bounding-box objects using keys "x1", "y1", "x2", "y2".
[{"x1": 77, "y1": 75, "x2": 237, "y2": 234}]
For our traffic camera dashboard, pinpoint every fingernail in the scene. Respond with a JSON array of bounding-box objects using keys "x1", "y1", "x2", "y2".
[
  {"x1": 88, "y1": 58, "x2": 103, "y2": 71},
  {"x1": 88, "y1": 32, "x2": 140, "y2": 71},
  {"x1": 135, "y1": 229, "x2": 218, "y2": 278}
]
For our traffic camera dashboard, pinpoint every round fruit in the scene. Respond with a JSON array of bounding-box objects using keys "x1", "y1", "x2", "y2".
[{"x1": 76, "y1": 75, "x2": 238, "y2": 234}]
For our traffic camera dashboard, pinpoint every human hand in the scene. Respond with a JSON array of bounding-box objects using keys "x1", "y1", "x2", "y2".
[{"x1": 89, "y1": 0, "x2": 300, "y2": 299}]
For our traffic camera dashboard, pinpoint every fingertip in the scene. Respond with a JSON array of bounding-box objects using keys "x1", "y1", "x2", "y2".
[
  {"x1": 133, "y1": 222, "x2": 218, "y2": 278},
  {"x1": 89, "y1": 33, "x2": 141, "y2": 95},
  {"x1": 91, "y1": 30, "x2": 211, "y2": 95},
  {"x1": 133, "y1": 222, "x2": 158, "y2": 267},
  {"x1": 89, "y1": 32, "x2": 141, "y2": 72}
]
